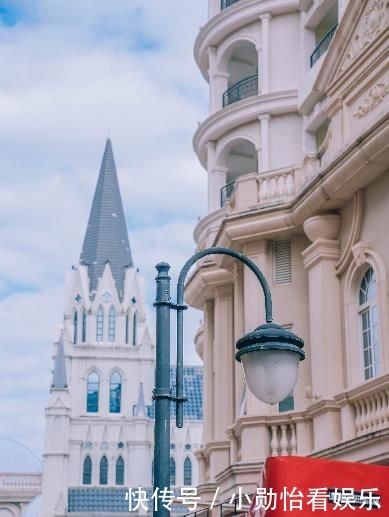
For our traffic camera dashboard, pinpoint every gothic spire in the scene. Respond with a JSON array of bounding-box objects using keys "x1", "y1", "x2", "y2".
[
  {"x1": 80, "y1": 139, "x2": 133, "y2": 300},
  {"x1": 51, "y1": 331, "x2": 68, "y2": 390},
  {"x1": 133, "y1": 382, "x2": 147, "y2": 417}
]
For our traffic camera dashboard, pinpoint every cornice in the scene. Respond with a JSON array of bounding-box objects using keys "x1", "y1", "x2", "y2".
[
  {"x1": 194, "y1": 90, "x2": 298, "y2": 169},
  {"x1": 302, "y1": 238, "x2": 340, "y2": 270},
  {"x1": 309, "y1": 427, "x2": 389, "y2": 461},
  {"x1": 305, "y1": 398, "x2": 341, "y2": 418},
  {"x1": 195, "y1": 0, "x2": 300, "y2": 81},
  {"x1": 334, "y1": 373, "x2": 389, "y2": 404},
  {"x1": 194, "y1": 207, "x2": 226, "y2": 248},
  {"x1": 185, "y1": 261, "x2": 233, "y2": 309},
  {"x1": 202, "y1": 440, "x2": 230, "y2": 456}
]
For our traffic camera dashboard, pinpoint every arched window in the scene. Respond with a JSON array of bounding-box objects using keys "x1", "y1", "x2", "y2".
[
  {"x1": 82, "y1": 308, "x2": 87, "y2": 343},
  {"x1": 132, "y1": 311, "x2": 137, "y2": 346},
  {"x1": 110, "y1": 372, "x2": 122, "y2": 413},
  {"x1": 169, "y1": 457, "x2": 176, "y2": 486},
  {"x1": 73, "y1": 311, "x2": 78, "y2": 344},
  {"x1": 83, "y1": 456, "x2": 92, "y2": 485},
  {"x1": 183, "y1": 457, "x2": 192, "y2": 486},
  {"x1": 96, "y1": 306, "x2": 104, "y2": 342},
  {"x1": 100, "y1": 456, "x2": 108, "y2": 485},
  {"x1": 116, "y1": 456, "x2": 124, "y2": 485},
  {"x1": 359, "y1": 267, "x2": 380, "y2": 380},
  {"x1": 108, "y1": 306, "x2": 116, "y2": 342},
  {"x1": 125, "y1": 313, "x2": 129, "y2": 345},
  {"x1": 87, "y1": 372, "x2": 99, "y2": 412}
]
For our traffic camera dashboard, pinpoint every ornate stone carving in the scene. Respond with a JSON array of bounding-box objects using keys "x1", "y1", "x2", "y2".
[
  {"x1": 341, "y1": 0, "x2": 388, "y2": 70},
  {"x1": 336, "y1": 191, "x2": 364, "y2": 275},
  {"x1": 303, "y1": 214, "x2": 341, "y2": 243},
  {"x1": 353, "y1": 79, "x2": 389, "y2": 118},
  {"x1": 352, "y1": 242, "x2": 372, "y2": 268}
]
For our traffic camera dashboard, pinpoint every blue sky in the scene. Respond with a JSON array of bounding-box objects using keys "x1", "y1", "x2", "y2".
[{"x1": 0, "y1": 0, "x2": 208, "y2": 456}]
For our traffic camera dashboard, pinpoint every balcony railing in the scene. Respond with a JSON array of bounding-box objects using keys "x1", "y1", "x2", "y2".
[
  {"x1": 220, "y1": 180, "x2": 235, "y2": 207},
  {"x1": 310, "y1": 24, "x2": 338, "y2": 67},
  {"x1": 222, "y1": 74, "x2": 258, "y2": 107},
  {"x1": 221, "y1": 0, "x2": 241, "y2": 10},
  {"x1": 0, "y1": 473, "x2": 42, "y2": 489}
]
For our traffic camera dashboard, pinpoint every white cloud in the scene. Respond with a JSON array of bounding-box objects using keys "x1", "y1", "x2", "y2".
[{"x1": 0, "y1": 0, "x2": 208, "y2": 456}]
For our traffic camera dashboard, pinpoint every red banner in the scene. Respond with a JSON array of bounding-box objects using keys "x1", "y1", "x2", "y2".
[{"x1": 248, "y1": 456, "x2": 388, "y2": 515}]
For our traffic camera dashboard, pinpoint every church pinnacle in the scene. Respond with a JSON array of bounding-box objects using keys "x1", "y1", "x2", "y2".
[
  {"x1": 80, "y1": 139, "x2": 133, "y2": 300},
  {"x1": 51, "y1": 331, "x2": 67, "y2": 390}
]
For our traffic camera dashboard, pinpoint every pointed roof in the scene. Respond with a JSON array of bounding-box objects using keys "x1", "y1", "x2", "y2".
[
  {"x1": 80, "y1": 139, "x2": 133, "y2": 300},
  {"x1": 133, "y1": 382, "x2": 147, "y2": 417},
  {"x1": 51, "y1": 332, "x2": 68, "y2": 390}
]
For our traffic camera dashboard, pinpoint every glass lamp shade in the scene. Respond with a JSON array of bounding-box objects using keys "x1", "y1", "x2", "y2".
[
  {"x1": 235, "y1": 322, "x2": 305, "y2": 405},
  {"x1": 241, "y1": 349, "x2": 299, "y2": 404}
]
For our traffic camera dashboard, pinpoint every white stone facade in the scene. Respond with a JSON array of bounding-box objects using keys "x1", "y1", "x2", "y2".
[
  {"x1": 187, "y1": 0, "x2": 389, "y2": 506},
  {"x1": 40, "y1": 141, "x2": 203, "y2": 517}
]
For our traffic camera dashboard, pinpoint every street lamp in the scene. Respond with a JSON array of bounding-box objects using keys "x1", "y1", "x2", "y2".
[{"x1": 152, "y1": 247, "x2": 305, "y2": 516}]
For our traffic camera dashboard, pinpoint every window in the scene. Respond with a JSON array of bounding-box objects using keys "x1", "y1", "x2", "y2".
[
  {"x1": 83, "y1": 456, "x2": 92, "y2": 485},
  {"x1": 100, "y1": 456, "x2": 108, "y2": 485},
  {"x1": 359, "y1": 268, "x2": 380, "y2": 380},
  {"x1": 87, "y1": 372, "x2": 99, "y2": 413},
  {"x1": 278, "y1": 393, "x2": 294, "y2": 412},
  {"x1": 96, "y1": 306, "x2": 104, "y2": 342},
  {"x1": 183, "y1": 457, "x2": 192, "y2": 486},
  {"x1": 82, "y1": 308, "x2": 87, "y2": 343},
  {"x1": 110, "y1": 372, "x2": 122, "y2": 413},
  {"x1": 169, "y1": 457, "x2": 176, "y2": 486},
  {"x1": 108, "y1": 306, "x2": 116, "y2": 342},
  {"x1": 125, "y1": 313, "x2": 129, "y2": 344},
  {"x1": 73, "y1": 311, "x2": 78, "y2": 344},
  {"x1": 132, "y1": 311, "x2": 137, "y2": 346},
  {"x1": 116, "y1": 457, "x2": 124, "y2": 485},
  {"x1": 273, "y1": 240, "x2": 292, "y2": 284}
]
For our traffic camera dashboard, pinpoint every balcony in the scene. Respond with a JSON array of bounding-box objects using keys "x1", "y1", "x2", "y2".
[
  {"x1": 224, "y1": 167, "x2": 298, "y2": 213},
  {"x1": 221, "y1": 0, "x2": 241, "y2": 10},
  {"x1": 310, "y1": 24, "x2": 338, "y2": 67},
  {"x1": 222, "y1": 74, "x2": 258, "y2": 107},
  {"x1": 220, "y1": 180, "x2": 235, "y2": 207}
]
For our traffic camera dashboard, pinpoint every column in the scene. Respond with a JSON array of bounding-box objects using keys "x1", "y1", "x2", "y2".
[
  {"x1": 213, "y1": 285, "x2": 234, "y2": 438},
  {"x1": 258, "y1": 114, "x2": 271, "y2": 172},
  {"x1": 242, "y1": 240, "x2": 271, "y2": 416},
  {"x1": 233, "y1": 263, "x2": 244, "y2": 419},
  {"x1": 259, "y1": 14, "x2": 271, "y2": 94},
  {"x1": 208, "y1": 46, "x2": 229, "y2": 113},
  {"x1": 213, "y1": 72, "x2": 229, "y2": 111},
  {"x1": 209, "y1": 167, "x2": 228, "y2": 212},
  {"x1": 302, "y1": 214, "x2": 343, "y2": 449},
  {"x1": 208, "y1": 0, "x2": 219, "y2": 18},
  {"x1": 203, "y1": 300, "x2": 215, "y2": 444}
]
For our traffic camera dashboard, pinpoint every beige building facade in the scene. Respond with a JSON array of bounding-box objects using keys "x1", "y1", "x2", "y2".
[{"x1": 186, "y1": 0, "x2": 389, "y2": 505}]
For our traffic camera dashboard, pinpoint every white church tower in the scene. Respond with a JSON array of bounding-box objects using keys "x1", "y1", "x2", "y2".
[{"x1": 42, "y1": 140, "x2": 155, "y2": 517}]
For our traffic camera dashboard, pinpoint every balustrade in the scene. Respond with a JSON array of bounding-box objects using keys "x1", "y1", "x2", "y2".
[
  {"x1": 0, "y1": 473, "x2": 42, "y2": 489},
  {"x1": 258, "y1": 168, "x2": 296, "y2": 204},
  {"x1": 269, "y1": 422, "x2": 297, "y2": 456},
  {"x1": 352, "y1": 386, "x2": 389, "y2": 437}
]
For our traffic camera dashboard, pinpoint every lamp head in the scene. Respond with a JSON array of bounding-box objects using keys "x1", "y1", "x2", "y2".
[{"x1": 235, "y1": 323, "x2": 305, "y2": 405}]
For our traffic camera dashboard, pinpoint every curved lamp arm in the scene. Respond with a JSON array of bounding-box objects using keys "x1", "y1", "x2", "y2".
[{"x1": 175, "y1": 246, "x2": 273, "y2": 427}]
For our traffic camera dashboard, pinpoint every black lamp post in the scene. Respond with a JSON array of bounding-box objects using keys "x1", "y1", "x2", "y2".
[{"x1": 152, "y1": 247, "x2": 305, "y2": 517}]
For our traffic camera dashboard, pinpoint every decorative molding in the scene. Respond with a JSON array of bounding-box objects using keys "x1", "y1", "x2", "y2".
[
  {"x1": 351, "y1": 242, "x2": 371, "y2": 268},
  {"x1": 340, "y1": 0, "x2": 388, "y2": 72},
  {"x1": 353, "y1": 79, "x2": 389, "y2": 118},
  {"x1": 336, "y1": 190, "x2": 364, "y2": 275},
  {"x1": 302, "y1": 239, "x2": 341, "y2": 270}
]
